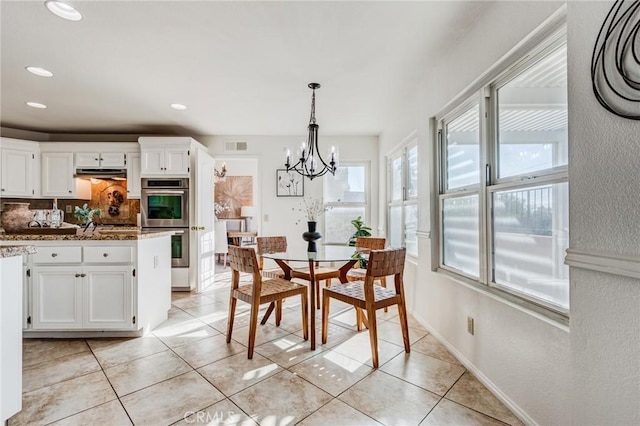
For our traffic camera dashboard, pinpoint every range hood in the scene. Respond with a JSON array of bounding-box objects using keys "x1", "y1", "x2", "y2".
[{"x1": 74, "y1": 168, "x2": 127, "y2": 179}]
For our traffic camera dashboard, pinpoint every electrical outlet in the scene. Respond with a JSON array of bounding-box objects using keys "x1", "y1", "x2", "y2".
[
  {"x1": 65, "y1": 205, "x2": 72, "y2": 213},
  {"x1": 467, "y1": 316, "x2": 475, "y2": 335}
]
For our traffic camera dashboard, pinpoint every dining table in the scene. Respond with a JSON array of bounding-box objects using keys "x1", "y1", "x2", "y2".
[{"x1": 261, "y1": 244, "x2": 362, "y2": 350}]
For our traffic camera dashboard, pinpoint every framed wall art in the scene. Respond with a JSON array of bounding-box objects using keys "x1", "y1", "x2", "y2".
[{"x1": 276, "y1": 169, "x2": 304, "y2": 197}]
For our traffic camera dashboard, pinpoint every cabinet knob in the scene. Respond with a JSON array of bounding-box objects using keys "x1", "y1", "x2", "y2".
[
  {"x1": 68, "y1": 190, "x2": 72, "y2": 193},
  {"x1": 1, "y1": 188, "x2": 4, "y2": 191},
  {"x1": 95, "y1": 158, "x2": 99, "y2": 161},
  {"x1": 75, "y1": 273, "x2": 81, "y2": 277},
  {"x1": 81, "y1": 273, "x2": 86, "y2": 277},
  {"x1": 103, "y1": 253, "x2": 109, "y2": 257},
  {"x1": 51, "y1": 253, "x2": 58, "y2": 257}
]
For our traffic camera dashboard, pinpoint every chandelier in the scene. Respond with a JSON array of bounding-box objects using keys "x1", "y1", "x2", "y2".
[{"x1": 284, "y1": 83, "x2": 338, "y2": 180}]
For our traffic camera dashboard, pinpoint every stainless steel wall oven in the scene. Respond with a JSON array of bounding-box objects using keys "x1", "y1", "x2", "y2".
[{"x1": 141, "y1": 178, "x2": 190, "y2": 267}]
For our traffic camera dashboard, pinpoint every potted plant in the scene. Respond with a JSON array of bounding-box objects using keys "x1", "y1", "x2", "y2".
[
  {"x1": 348, "y1": 216, "x2": 372, "y2": 268},
  {"x1": 74, "y1": 203, "x2": 102, "y2": 230}
]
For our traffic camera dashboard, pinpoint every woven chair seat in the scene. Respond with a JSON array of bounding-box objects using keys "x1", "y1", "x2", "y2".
[
  {"x1": 261, "y1": 267, "x2": 285, "y2": 279},
  {"x1": 325, "y1": 282, "x2": 396, "y2": 304},
  {"x1": 235, "y1": 278, "x2": 306, "y2": 303},
  {"x1": 346, "y1": 269, "x2": 366, "y2": 281}
]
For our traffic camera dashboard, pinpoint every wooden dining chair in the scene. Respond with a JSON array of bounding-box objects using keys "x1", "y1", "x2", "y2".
[
  {"x1": 346, "y1": 237, "x2": 388, "y2": 312},
  {"x1": 322, "y1": 247, "x2": 409, "y2": 368},
  {"x1": 256, "y1": 236, "x2": 288, "y2": 278},
  {"x1": 227, "y1": 245, "x2": 309, "y2": 359},
  {"x1": 257, "y1": 236, "x2": 339, "y2": 306}
]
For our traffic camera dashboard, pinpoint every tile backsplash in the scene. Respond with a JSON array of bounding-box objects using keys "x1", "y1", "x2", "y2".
[{"x1": 1, "y1": 179, "x2": 140, "y2": 226}]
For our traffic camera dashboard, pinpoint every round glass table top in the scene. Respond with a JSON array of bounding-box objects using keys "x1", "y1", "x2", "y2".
[{"x1": 260, "y1": 244, "x2": 365, "y2": 262}]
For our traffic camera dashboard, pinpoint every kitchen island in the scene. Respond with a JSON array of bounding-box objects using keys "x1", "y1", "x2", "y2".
[{"x1": 0, "y1": 229, "x2": 173, "y2": 337}]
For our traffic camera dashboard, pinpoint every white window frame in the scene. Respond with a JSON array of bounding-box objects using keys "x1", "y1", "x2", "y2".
[
  {"x1": 387, "y1": 138, "x2": 418, "y2": 257},
  {"x1": 323, "y1": 161, "x2": 370, "y2": 246},
  {"x1": 433, "y1": 22, "x2": 569, "y2": 322}
]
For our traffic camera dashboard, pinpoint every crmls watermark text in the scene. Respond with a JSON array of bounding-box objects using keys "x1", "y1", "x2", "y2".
[{"x1": 183, "y1": 410, "x2": 236, "y2": 424}]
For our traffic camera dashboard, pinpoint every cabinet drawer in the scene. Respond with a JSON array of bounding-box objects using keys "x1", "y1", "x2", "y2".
[
  {"x1": 83, "y1": 246, "x2": 132, "y2": 263},
  {"x1": 33, "y1": 246, "x2": 82, "y2": 264}
]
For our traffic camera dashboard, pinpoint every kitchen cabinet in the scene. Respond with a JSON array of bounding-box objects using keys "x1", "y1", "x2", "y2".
[
  {"x1": 139, "y1": 144, "x2": 190, "y2": 177},
  {"x1": 75, "y1": 152, "x2": 126, "y2": 168},
  {"x1": 126, "y1": 152, "x2": 141, "y2": 198},
  {"x1": 41, "y1": 152, "x2": 90, "y2": 199},
  {"x1": 0, "y1": 138, "x2": 39, "y2": 197},
  {"x1": 30, "y1": 245, "x2": 135, "y2": 331}
]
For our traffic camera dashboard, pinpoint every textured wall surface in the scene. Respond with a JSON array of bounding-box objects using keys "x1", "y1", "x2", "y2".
[{"x1": 568, "y1": 1, "x2": 640, "y2": 424}]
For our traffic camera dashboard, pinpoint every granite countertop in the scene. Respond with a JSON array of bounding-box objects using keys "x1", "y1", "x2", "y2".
[
  {"x1": 0, "y1": 230, "x2": 175, "y2": 241},
  {"x1": 0, "y1": 245, "x2": 37, "y2": 258}
]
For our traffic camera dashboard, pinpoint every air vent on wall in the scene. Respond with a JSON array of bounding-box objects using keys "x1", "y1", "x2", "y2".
[{"x1": 224, "y1": 141, "x2": 248, "y2": 152}]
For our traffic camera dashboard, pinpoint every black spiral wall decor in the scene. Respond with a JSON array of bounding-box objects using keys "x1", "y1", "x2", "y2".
[{"x1": 591, "y1": 0, "x2": 640, "y2": 119}]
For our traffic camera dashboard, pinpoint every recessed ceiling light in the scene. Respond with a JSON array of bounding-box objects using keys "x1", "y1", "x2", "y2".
[
  {"x1": 26, "y1": 66, "x2": 54, "y2": 77},
  {"x1": 26, "y1": 102, "x2": 47, "y2": 109},
  {"x1": 171, "y1": 103, "x2": 187, "y2": 110},
  {"x1": 44, "y1": 1, "x2": 82, "y2": 21}
]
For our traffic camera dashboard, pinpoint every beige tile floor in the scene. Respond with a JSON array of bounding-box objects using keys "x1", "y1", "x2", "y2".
[{"x1": 10, "y1": 269, "x2": 523, "y2": 426}]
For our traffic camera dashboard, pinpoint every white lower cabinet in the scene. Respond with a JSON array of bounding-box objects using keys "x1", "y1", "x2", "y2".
[
  {"x1": 31, "y1": 246, "x2": 135, "y2": 331},
  {"x1": 32, "y1": 266, "x2": 82, "y2": 329},
  {"x1": 83, "y1": 266, "x2": 133, "y2": 329}
]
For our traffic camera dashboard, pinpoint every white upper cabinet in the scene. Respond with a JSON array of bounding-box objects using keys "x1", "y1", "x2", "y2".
[
  {"x1": 126, "y1": 152, "x2": 141, "y2": 198},
  {"x1": 138, "y1": 138, "x2": 190, "y2": 177},
  {"x1": 41, "y1": 152, "x2": 90, "y2": 199},
  {"x1": 75, "y1": 152, "x2": 126, "y2": 168},
  {"x1": 0, "y1": 138, "x2": 39, "y2": 198}
]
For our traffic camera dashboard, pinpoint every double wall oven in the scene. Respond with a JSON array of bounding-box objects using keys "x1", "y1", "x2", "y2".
[{"x1": 141, "y1": 178, "x2": 189, "y2": 268}]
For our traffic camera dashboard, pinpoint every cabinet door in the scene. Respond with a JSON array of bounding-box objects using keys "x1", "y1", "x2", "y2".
[
  {"x1": 126, "y1": 152, "x2": 141, "y2": 198},
  {"x1": 32, "y1": 266, "x2": 82, "y2": 329},
  {"x1": 141, "y1": 148, "x2": 165, "y2": 176},
  {"x1": 100, "y1": 152, "x2": 126, "y2": 168},
  {"x1": 75, "y1": 153, "x2": 101, "y2": 168},
  {"x1": 83, "y1": 266, "x2": 134, "y2": 329},
  {"x1": 164, "y1": 147, "x2": 190, "y2": 176},
  {"x1": 1, "y1": 148, "x2": 34, "y2": 197},
  {"x1": 41, "y1": 153, "x2": 75, "y2": 197}
]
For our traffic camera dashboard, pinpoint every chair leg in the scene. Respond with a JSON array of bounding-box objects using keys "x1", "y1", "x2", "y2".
[
  {"x1": 247, "y1": 300, "x2": 260, "y2": 359},
  {"x1": 322, "y1": 290, "x2": 330, "y2": 344},
  {"x1": 275, "y1": 300, "x2": 283, "y2": 326},
  {"x1": 397, "y1": 299, "x2": 411, "y2": 354},
  {"x1": 300, "y1": 291, "x2": 309, "y2": 340},
  {"x1": 226, "y1": 295, "x2": 237, "y2": 344},
  {"x1": 366, "y1": 304, "x2": 379, "y2": 368},
  {"x1": 223, "y1": 253, "x2": 228, "y2": 268},
  {"x1": 381, "y1": 276, "x2": 388, "y2": 313}
]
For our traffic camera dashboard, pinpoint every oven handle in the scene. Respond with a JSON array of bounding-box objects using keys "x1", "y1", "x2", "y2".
[{"x1": 143, "y1": 190, "x2": 186, "y2": 194}]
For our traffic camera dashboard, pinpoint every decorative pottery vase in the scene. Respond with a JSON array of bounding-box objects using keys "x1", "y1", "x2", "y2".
[
  {"x1": 1, "y1": 202, "x2": 32, "y2": 232},
  {"x1": 302, "y1": 221, "x2": 322, "y2": 252}
]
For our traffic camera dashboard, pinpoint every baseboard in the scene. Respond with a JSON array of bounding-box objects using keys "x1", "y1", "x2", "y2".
[{"x1": 408, "y1": 310, "x2": 537, "y2": 426}]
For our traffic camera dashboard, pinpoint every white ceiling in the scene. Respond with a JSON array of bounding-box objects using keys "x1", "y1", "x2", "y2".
[{"x1": 1, "y1": 1, "x2": 490, "y2": 137}]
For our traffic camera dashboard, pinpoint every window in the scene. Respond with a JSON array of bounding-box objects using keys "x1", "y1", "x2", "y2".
[
  {"x1": 436, "y1": 32, "x2": 568, "y2": 314},
  {"x1": 388, "y1": 142, "x2": 418, "y2": 256},
  {"x1": 324, "y1": 163, "x2": 369, "y2": 245}
]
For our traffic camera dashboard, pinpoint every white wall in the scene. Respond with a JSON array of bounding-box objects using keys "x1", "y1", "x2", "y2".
[
  {"x1": 379, "y1": 2, "x2": 573, "y2": 425},
  {"x1": 199, "y1": 135, "x2": 378, "y2": 247},
  {"x1": 567, "y1": 2, "x2": 640, "y2": 424}
]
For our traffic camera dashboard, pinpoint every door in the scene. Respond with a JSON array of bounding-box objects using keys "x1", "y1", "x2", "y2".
[
  {"x1": 164, "y1": 147, "x2": 190, "y2": 175},
  {"x1": 41, "y1": 152, "x2": 75, "y2": 197},
  {"x1": 127, "y1": 152, "x2": 141, "y2": 198},
  {"x1": 195, "y1": 150, "x2": 215, "y2": 292},
  {"x1": 83, "y1": 266, "x2": 134, "y2": 329},
  {"x1": 1, "y1": 148, "x2": 34, "y2": 196},
  {"x1": 141, "y1": 148, "x2": 165, "y2": 176},
  {"x1": 32, "y1": 266, "x2": 82, "y2": 329}
]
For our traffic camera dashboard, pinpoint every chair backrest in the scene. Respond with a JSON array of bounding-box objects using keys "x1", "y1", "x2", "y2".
[
  {"x1": 366, "y1": 247, "x2": 406, "y2": 279},
  {"x1": 256, "y1": 236, "x2": 287, "y2": 254},
  {"x1": 214, "y1": 220, "x2": 228, "y2": 254},
  {"x1": 228, "y1": 245, "x2": 260, "y2": 275},
  {"x1": 355, "y1": 237, "x2": 386, "y2": 250}
]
